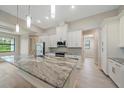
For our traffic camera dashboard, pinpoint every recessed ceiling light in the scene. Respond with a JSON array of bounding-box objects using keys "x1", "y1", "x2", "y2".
[
  {"x1": 45, "y1": 16, "x2": 49, "y2": 20},
  {"x1": 71, "y1": 5, "x2": 75, "y2": 9},
  {"x1": 37, "y1": 20, "x2": 41, "y2": 23}
]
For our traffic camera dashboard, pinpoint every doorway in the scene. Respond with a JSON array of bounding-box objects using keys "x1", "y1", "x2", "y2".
[{"x1": 82, "y1": 28, "x2": 100, "y2": 66}]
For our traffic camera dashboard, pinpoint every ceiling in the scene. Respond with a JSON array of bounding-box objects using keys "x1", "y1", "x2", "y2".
[{"x1": 0, "y1": 5, "x2": 119, "y2": 29}]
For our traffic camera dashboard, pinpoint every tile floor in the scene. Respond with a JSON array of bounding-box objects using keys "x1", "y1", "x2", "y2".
[
  {"x1": 70, "y1": 58, "x2": 117, "y2": 88},
  {"x1": 0, "y1": 61, "x2": 35, "y2": 88}
]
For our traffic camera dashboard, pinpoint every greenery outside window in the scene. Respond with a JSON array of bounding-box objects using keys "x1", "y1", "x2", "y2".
[{"x1": 0, "y1": 37, "x2": 15, "y2": 52}]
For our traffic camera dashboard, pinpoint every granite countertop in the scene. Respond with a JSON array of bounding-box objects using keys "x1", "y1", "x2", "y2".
[
  {"x1": 0, "y1": 55, "x2": 77, "y2": 88},
  {"x1": 109, "y1": 57, "x2": 124, "y2": 65}
]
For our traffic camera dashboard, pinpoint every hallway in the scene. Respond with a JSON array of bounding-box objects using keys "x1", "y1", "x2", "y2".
[{"x1": 70, "y1": 58, "x2": 117, "y2": 88}]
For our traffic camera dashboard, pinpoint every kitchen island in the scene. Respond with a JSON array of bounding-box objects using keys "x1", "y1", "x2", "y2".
[{"x1": 0, "y1": 55, "x2": 78, "y2": 88}]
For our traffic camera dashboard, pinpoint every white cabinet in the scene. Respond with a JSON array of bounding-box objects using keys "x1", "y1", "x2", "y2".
[
  {"x1": 49, "y1": 35, "x2": 57, "y2": 47},
  {"x1": 115, "y1": 63, "x2": 122, "y2": 87},
  {"x1": 39, "y1": 35, "x2": 57, "y2": 48},
  {"x1": 67, "y1": 31, "x2": 82, "y2": 47},
  {"x1": 108, "y1": 59, "x2": 124, "y2": 87},
  {"x1": 101, "y1": 17, "x2": 119, "y2": 75},
  {"x1": 108, "y1": 60, "x2": 116, "y2": 83},
  {"x1": 56, "y1": 24, "x2": 68, "y2": 41},
  {"x1": 40, "y1": 30, "x2": 82, "y2": 48},
  {"x1": 119, "y1": 16, "x2": 124, "y2": 47}
]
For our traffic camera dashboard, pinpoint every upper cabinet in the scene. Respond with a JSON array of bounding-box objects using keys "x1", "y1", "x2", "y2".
[
  {"x1": 49, "y1": 35, "x2": 57, "y2": 47},
  {"x1": 40, "y1": 24, "x2": 82, "y2": 48},
  {"x1": 67, "y1": 31, "x2": 82, "y2": 47},
  {"x1": 101, "y1": 10, "x2": 124, "y2": 48},
  {"x1": 56, "y1": 24, "x2": 68, "y2": 41},
  {"x1": 119, "y1": 15, "x2": 124, "y2": 47},
  {"x1": 117, "y1": 10, "x2": 124, "y2": 48},
  {"x1": 39, "y1": 35, "x2": 57, "y2": 48}
]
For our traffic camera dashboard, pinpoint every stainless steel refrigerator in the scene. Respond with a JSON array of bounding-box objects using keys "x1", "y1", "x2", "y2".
[{"x1": 35, "y1": 42, "x2": 45, "y2": 57}]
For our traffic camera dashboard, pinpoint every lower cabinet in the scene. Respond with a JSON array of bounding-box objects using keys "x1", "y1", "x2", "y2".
[
  {"x1": 108, "y1": 60, "x2": 115, "y2": 81},
  {"x1": 108, "y1": 59, "x2": 124, "y2": 87}
]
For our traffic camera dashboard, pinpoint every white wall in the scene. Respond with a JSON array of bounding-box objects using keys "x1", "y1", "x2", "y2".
[
  {"x1": 69, "y1": 9, "x2": 118, "y2": 31},
  {"x1": 20, "y1": 34, "x2": 29, "y2": 56}
]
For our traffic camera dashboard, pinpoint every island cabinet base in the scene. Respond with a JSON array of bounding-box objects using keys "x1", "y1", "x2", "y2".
[
  {"x1": 17, "y1": 69, "x2": 54, "y2": 88},
  {"x1": 16, "y1": 63, "x2": 80, "y2": 88}
]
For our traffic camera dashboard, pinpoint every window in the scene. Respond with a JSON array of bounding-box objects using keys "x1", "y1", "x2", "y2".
[{"x1": 0, "y1": 37, "x2": 15, "y2": 52}]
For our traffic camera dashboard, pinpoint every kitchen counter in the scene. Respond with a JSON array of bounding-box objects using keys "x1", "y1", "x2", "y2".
[
  {"x1": 109, "y1": 57, "x2": 124, "y2": 65},
  {"x1": 0, "y1": 55, "x2": 77, "y2": 88},
  {"x1": 108, "y1": 57, "x2": 124, "y2": 88}
]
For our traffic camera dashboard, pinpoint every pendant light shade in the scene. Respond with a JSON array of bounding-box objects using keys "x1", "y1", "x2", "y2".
[
  {"x1": 16, "y1": 5, "x2": 19, "y2": 32},
  {"x1": 16, "y1": 24, "x2": 19, "y2": 33},
  {"x1": 27, "y1": 5, "x2": 31, "y2": 28},
  {"x1": 27, "y1": 15, "x2": 31, "y2": 28}
]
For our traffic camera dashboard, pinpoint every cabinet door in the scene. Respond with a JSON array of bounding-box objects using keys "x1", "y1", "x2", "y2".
[
  {"x1": 67, "y1": 32, "x2": 73, "y2": 47},
  {"x1": 108, "y1": 60, "x2": 121, "y2": 87},
  {"x1": 115, "y1": 63, "x2": 121, "y2": 87},
  {"x1": 49, "y1": 35, "x2": 57, "y2": 47},
  {"x1": 53, "y1": 35, "x2": 57, "y2": 47},
  {"x1": 61, "y1": 25, "x2": 67, "y2": 41},
  {"x1": 120, "y1": 16, "x2": 124, "y2": 46},
  {"x1": 56, "y1": 27, "x2": 61, "y2": 41},
  {"x1": 67, "y1": 31, "x2": 81, "y2": 47},
  {"x1": 56, "y1": 24, "x2": 67, "y2": 41},
  {"x1": 108, "y1": 60, "x2": 115, "y2": 80}
]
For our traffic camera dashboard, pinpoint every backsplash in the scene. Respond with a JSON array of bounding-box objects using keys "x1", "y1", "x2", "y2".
[{"x1": 49, "y1": 47, "x2": 82, "y2": 55}]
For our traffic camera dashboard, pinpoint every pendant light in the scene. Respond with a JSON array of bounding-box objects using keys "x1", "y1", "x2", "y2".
[
  {"x1": 27, "y1": 5, "x2": 31, "y2": 28},
  {"x1": 51, "y1": 1, "x2": 55, "y2": 18},
  {"x1": 16, "y1": 5, "x2": 19, "y2": 32}
]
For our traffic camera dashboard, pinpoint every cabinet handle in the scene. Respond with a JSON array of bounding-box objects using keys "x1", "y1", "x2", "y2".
[{"x1": 115, "y1": 64, "x2": 121, "y2": 67}]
